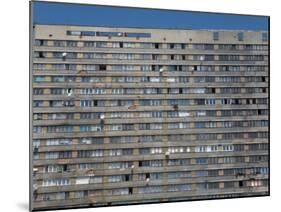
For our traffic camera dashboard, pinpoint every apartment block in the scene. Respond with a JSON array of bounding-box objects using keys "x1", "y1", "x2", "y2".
[{"x1": 30, "y1": 24, "x2": 269, "y2": 210}]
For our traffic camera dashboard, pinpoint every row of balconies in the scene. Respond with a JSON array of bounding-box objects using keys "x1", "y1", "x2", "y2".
[
  {"x1": 32, "y1": 186, "x2": 269, "y2": 209},
  {"x1": 32, "y1": 150, "x2": 268, "y2": 166},
  {"x1": 32, "y1": 69, "x2": 269, "y2": 77},
  {"x1": 33, "y1": 161, "x2": 268, "y2": 179},
  {"x1": 33, "y1": 58, "x2": 267, "y2": 66},
  {"x1": 32, "y1": 93, "x2": 269, "y2": 101},
  {"x1": 33, "y1": 45, "x2": 268, "y2": 55},
  {"x1": 34, "y1": 140, "x2": 268, "y2": 152},
  {"x1": 32, "y1": 126, "x2": 268, "y2": 140},
  {"x1": 32, "y1": 104, "x2": 269, "y2": 114},
  {"x1": 35, "y1": 174, "x2": 269, "y2": 193},
  {"x1": 33, "y1": 115, "x2": 268, "y2": 126}
]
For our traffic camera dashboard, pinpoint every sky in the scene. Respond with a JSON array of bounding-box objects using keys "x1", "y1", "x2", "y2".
[{"x1": 32, "y1": 1, "x2": 269, "y2": 31}]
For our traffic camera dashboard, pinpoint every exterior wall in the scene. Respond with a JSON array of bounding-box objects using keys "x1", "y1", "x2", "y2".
[{"x1": 31, "y1": 24, "x2": 269, "y2": 210}]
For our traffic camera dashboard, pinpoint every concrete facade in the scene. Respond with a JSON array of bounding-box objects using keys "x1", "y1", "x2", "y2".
[{"x1": 30, "y1": 24, "x2": 269, "y2": 210}]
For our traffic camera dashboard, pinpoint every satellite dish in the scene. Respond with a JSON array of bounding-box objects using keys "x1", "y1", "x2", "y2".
[
  {"x1": 199, "y1": 56, "x2": 204, "y2": 61},
  {"x1": 159, "y1": 68, "x2": 164, "y2": 72},
  {"x1": 67, "y1": 88, "x2": 72, "y2": 96},
  {"x1": 62, "y1": 52, "x2": 67, "y2": 57},
  {"x1": 100, "y1": 114, "x2": 105, "y2": 119}
]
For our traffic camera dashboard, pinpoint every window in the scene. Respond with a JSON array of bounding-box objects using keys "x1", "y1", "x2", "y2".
[
  {"x1": 108, "y1": 161, "x2": 133, "y2": 169},
  {"x1": 168, "y1": 159, "x2": 190, "y2": 166},
  {"x1": 111, "y1": 188, "x2": 129, "y2": 196},
  {"x1": 139, "y1": 160, "x2": 163, "y2": 167},
  {"x1": 109, "y1": 149, "x2": 133, "y2": 156},
  {"x1": 138, "y1": 186, "x2": 163, "y2": 194},
  {"x1": 196, "y1": 158, "x2": 207, "y2": 164},
  {"x1": 53, "y1": 40, "x2": 65, "y2": 47},
  {"x1": 238, "y1": 32, "x2": 244, "y2": 41},
  {"x1": 75, "y1": 191, "x2": 88, "y2": 199},
  {"x1": 84, "y1": 41, "x2": 95, "y2": 47},
  {"x1": 80, "y1": 125, "x2": 102, "y2": 132},
  {"x1": 67, "y1": 30, "x2": 82, "y2": 36},
  {"x1": 43, "y1": 178, "x2": 70, "y2": 187},
  {"x1": 213, "y1": 31, "x2": 219, "y2": 41},
  {"x1": 81, "y1": 31, "x2": 95, "y2": 36},
  {"x1": 67, "y1": 41, "x2": 77, "y2": 47},
  {"x1": 46, "y1": 139, "x2": 71, "y2": 146},
  {"x1": 262, "y1": 32, "x2": 268, "y2": 41},
  {"x1": 43, "y1": 192, "x2": 69, "y2": 201},
  {"x1": 110, "y1": 124, "x2": 134, "y2": 131},
  {"x1": 125, "y1": 32, "x2": 151, "y2": 38},
  {"x1": 76, "y1": 176, "x2": 102, "y2": 184},
  {"x1": 78, "y1": 150, "x2": 103, "y2": 158}
]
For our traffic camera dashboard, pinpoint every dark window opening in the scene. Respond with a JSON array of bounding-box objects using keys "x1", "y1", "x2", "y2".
[
  {"x1": 39, "y1": 40, "x2": 44, "y2": 46},
  {"x1": 224, "y1": 99, "x2": 228, "y2": 105},
  {"x1": 129, "y1": 187, "x2": 133, "y2": 195},
  {"x1": 99, "y1": 65, "x2": 106, "y2": 70},
  {"x1": 63, "y1": 165, "x2": 68, "y2": 172},
  {"x1": 239, "y1": 181, "x2": 244, "y2": 187},
  {"x1": 94, "y1": 100, "x2": 98, "y2": 107},
  {"x1": 171, "y1": 55, "x2": 174, "y2": 60},
  {"x1": 155, "y1": 43, "x2": 159, "y2": 49},
  {"x1": 179, "y1": 88, "x2": 183, "y2": 94},
  {"x1": 145, "y1": 173, "x2": 150, "y2": 179},
  {"x1": 212, "y1": 88, "x2": 216, "y2": 94},
  {"x1": 119, "y1": 42, "x2": 123, "y2": 48},
  {"x1": 125, "y1": 174, "x2": 130, "y2": 181},
  {"x1": 38, "y1": 52, "x2": 45, "y2": 58}
]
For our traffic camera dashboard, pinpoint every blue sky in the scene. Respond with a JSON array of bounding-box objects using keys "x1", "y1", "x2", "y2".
[{"x1": 32, "y1": 1, "x2": 268, "y2": 30}]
